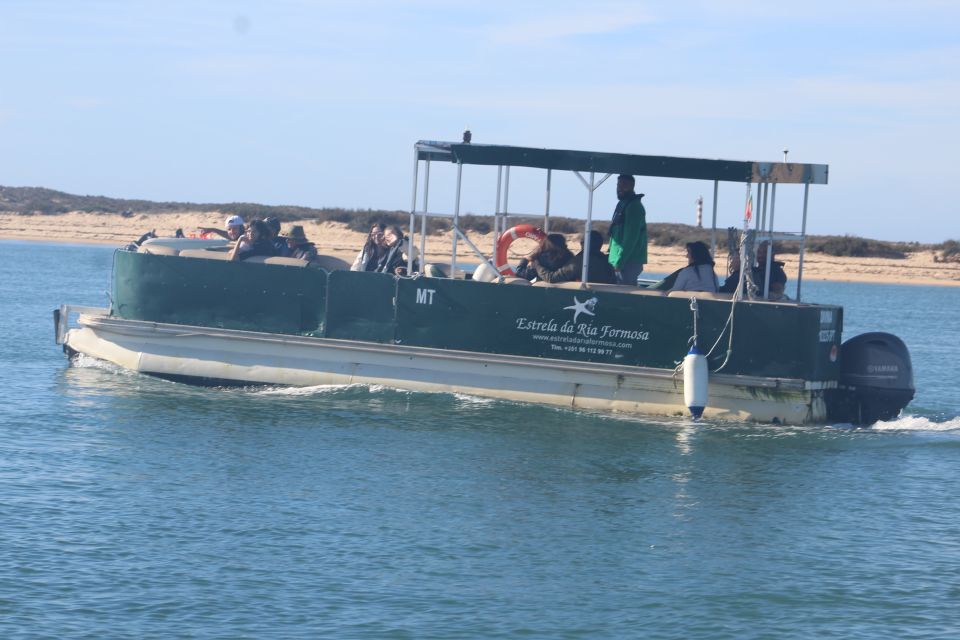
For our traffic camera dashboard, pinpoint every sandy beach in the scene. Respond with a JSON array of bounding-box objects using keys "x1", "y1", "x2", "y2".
[{"x1": 2, "y1": 211, "x2": 957, "y2": 287}]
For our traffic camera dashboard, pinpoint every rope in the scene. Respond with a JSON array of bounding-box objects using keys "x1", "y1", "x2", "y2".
[
  {"x1": 673, "y1": 297, "x2": 700, "y2": 385},
  {"x1": 689, "y1": 297, "x2": 699, "y2": 348}
]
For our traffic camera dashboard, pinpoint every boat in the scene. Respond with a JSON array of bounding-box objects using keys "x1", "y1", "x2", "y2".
[{"x1": 54, "y1": 140, "x2": 915, "y2": 424}]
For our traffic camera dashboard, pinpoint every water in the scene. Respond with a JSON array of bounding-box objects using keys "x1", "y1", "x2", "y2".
[{"x1": 2, "y1": 240, "x2": 959, "y2": 639}]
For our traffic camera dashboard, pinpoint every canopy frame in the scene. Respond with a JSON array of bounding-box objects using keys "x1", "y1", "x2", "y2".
[{"x1": 410, "y1": 140, "x2": 828, "y2": 300}]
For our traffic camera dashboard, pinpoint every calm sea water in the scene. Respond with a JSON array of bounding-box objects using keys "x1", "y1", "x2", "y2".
[{"x1": 2, "y1": 240, "x2": 959, "y2": 639}]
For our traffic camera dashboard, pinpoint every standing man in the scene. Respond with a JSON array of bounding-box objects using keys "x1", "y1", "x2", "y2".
[{"x1": 608, "y1": 174, "x2": 647, "y2": 285}]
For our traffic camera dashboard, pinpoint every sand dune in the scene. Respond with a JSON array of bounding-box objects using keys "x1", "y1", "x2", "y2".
[{"x1": 1, "y1": 211, "x2": 957, "y2": 287}]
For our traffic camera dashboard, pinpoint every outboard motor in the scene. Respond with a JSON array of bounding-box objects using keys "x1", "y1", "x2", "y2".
[{"x1": 827, "y1": 332, "x2": 915, "y2": 425}]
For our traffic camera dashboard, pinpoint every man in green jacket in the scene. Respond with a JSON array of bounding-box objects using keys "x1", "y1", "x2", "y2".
[{"x1": 608, "y1": 174, "x2": 647, "y2": 285}]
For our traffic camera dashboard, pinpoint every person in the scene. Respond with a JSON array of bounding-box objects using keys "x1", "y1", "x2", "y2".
[
  {"x1": 351, "y1": 222, "x2": 385, "y2": 271},
  {"x1": 718, "y1": 253, "x2": 743, "y2": 294},
  {"x1": 534, "y1": 230, "x2": 617, "y2": 284},
  {"x1": 670, "y1": 241, "x2": 719, "y2": 293},
  {"x1": 608, "y1": 174, "x2": 647, "y2": 286},
  {"x1": 517, "y1": 233, "x2": 574, "y2": 282},
  {"x1": 124, "y1": 229, "x2": 157, "y2": 251},
  {"x1": 198, "y1": 215, "x2": 245, "y2": 242},
  {"x1": 283, "y1": 225, "x2": 319, "y2": 261},
  {"x1": 229, "y1": 219, "x2": 278, "y2": 261},
  {"x1": 719, "y1": 244, "x2": 788, "y2": 298},
  {"x1": 264, "y1": 217, "x2": 290, "y2": 257},
  {"x1": 376, "y1": 225, "x2": 418, "y2": 275},
  {"x1": 754, "y1": 243, "x2": 788, "y2": 299}
]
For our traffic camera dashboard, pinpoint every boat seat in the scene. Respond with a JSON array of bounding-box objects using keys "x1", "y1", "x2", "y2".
[
  {"x1": 586, "y1": 282, "x2": 645, "y2": 294},
  {"x1": 667, "y1": 290, "x2": 733, "y2": 300},
  {"x1": 138, "y1": 245, "x2": 180, "y2": 256},
  {"x1": 178, "y1": 249, "x2": 233, "y2": 260},
  {"x1": 531, "y1": 281, "x2": 585, "y2": 289},
  {"x1": 246, "y1": 256, "x2": 310, "y2": 267},
  {"x1": 500, "y1": 277, "x2": 532, "y2": 286},
  {"x1": 424, "y1": 263, "x2": 452, "y2": 278},
  {"x1": 312, "y1": 255, "x2": 350, "y2": 271},
  {"x1": 424, "y1": 263, "x2": 471, "y2": 279}
]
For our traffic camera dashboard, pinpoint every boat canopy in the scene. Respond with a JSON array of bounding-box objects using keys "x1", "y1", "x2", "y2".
[
  {"x1": 415, "y1": 141, "x2": 828, "y2": 185},
  {"x1": 409, "y1": 139, "x2": 828, "y2": 301}
]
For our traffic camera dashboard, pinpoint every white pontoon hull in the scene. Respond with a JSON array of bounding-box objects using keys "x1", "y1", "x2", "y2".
[{"x1": 63, "y1": 313, "x2": 828, "y2": 424}]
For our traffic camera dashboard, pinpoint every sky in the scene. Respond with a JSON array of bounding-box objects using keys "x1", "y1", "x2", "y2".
[{"x1": 0, "y1": 0, "x2": 957, "y2": 242}]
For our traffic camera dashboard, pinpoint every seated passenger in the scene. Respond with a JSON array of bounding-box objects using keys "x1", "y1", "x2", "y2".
[
  {"x1": 670, "y1": 241, "x2": 718, "y2": 292},
  {"x1": 351, "y1": 222, "x2": 385, "y2": 271},
  {"x1": 283, "y1": 225, "x2": 319, "y2": 262},
  {"x1": 230, "y1": 219, "x2": 278, "y2": 261},
  {"x1": 518, "y1": 234, "x2": 574, "y2": 282},
  {"x1": 718, "y1": 245, "x2": 789, "y2": 298},
  {"x1": 535, "y1": 230, "x2": 617, "y2": 284},
  {"x1": 198, "y1": 215, "x2": 245, "y2": 242},
  {"x1": 376, "y1": 225, "x2": 418, "y2": 275},
  {"x1": 718, "y1": 253, "x2": 742, "y2": 294},
  {"x1": 264, "y1": 217, "x2": 291, "y2": 257},
  {"x1": 754, "y1": 244, "x2": 788, "y2": 300}
]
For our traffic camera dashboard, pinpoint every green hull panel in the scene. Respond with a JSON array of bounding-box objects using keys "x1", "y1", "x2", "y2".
[
  {"x1": 111, "y1": 251, "x2": 327, "y2": 335},
  {"x1": 325, "y1": 271, "x2": 397, "y2": 343},
  {"x1": 394, "y1": 278, "x2": 840, "y2": 380},
  {"x1": 109, "y1": 252, "x2": 842, "y2": 383}
]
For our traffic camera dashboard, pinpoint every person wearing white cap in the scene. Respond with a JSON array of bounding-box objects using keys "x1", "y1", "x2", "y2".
[{"x1": 197, "y1": 215, "x2": 246, "y2": 242}]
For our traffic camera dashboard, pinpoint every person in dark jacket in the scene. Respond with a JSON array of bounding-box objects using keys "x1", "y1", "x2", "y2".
[
  {"x1": 753, "y1": 243, "x2": 788, "y2": 299},
  {"x1": 376, "y1": 225, "x2": 418, "y2": 275},
  {"x1": 264, "y1": 217, "x2": 290, "y2": 257},
  {"x1": 719, "y1": 245, "x2": 788, "y2": 298},
  {"x1": 535, "y1": 230, "x2": 617, "y2": 284},
  {"x1": 515, "y1": 233, "x2": 574, "y2": 282},
  {"x1": 230, "y1": 219, "x2": 278, "y2": 261},
  {"x1": 282, "y1": 225, "x2": 318, "y2": 262},
  {"x1": 719, "y1": 252, "x2": 742, "y2": 293}
]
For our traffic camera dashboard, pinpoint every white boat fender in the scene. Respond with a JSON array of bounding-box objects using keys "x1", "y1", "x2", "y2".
[{"x1": 683, "y1": 344, "x2": 709, "y2": 419}]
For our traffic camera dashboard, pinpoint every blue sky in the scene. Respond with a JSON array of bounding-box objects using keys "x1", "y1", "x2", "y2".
[{"x1": 1, "y1": 0, "x2": 957, "y2": 242}]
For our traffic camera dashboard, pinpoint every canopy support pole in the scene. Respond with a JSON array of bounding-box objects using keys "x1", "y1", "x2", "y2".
[
  {"x1": 544, "y1": 169, "x2": 552, "y2": 233},
  {"x1": 573, "y1": 171, "x2": 611, "y2": 286},
  {"x1": 762, "y1": 183, "x2": 776, "y2": 299},
  {"x1": 493, "y1": 166, "x2": 503, "y2": 257},
  {"x1": 408, "y1": 146, "x2": 420, "y2": 274},
  {"x1": 710, "y1": 179, "x2": 719, "y2": 257},
  {"x1": 417, "y1": 158, "x2": 430, "y2": 273},
  {"x1": 797, "y1": 183, "x2": 810, "y2": 302},
  {"x1": 451, "y1": 161, "x2": 462, "y2": 274}
]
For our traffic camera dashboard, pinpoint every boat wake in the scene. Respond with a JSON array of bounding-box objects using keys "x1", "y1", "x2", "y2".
[
  {"x1": 70, "y1": 353, "x2": 136, "y2": 377},
  {"x1": 871, "y1": 414, "x2": 960, "y2": 432},
  {"x1": 255, "y1": 383, "x2": 499, "y2": 406},
  {"x1": 253, "y1": 383, "x2": 388, "y2": 396}
]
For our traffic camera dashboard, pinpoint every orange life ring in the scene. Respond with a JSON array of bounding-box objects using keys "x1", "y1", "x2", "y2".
[{"x1": 495, "y1": 225, "x2": 546, "y2": 276}]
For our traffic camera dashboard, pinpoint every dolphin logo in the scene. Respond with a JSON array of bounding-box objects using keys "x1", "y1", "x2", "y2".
[{"x1": 564, "y1": 296, "x2": 598, "y2": 323}]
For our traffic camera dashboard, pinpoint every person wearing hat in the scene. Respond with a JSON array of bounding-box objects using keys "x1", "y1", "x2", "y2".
[
  {"x1": 283, "y1": 225, "x2": 318, "y2": 262},
  {"x1": 198, "y1": 215, "x2": 246, "y2": 242}
]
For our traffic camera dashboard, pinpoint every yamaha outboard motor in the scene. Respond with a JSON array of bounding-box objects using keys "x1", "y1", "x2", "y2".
[{"x1": 827, "y1": 332, "x2": 915, "y2": 425}]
